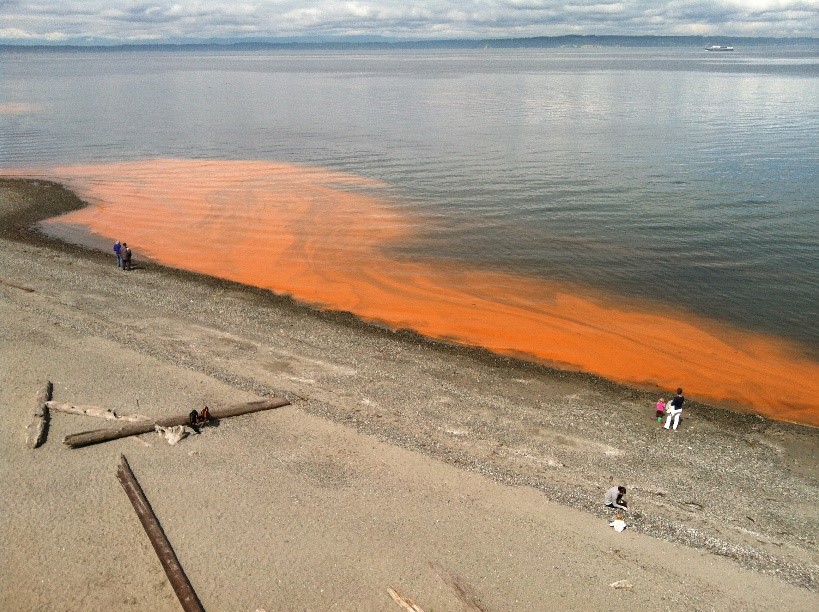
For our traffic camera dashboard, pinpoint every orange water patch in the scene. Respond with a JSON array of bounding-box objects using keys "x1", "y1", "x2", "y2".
[{"x1": 17, "y1": 159, "x2": 819, "y2": 426}]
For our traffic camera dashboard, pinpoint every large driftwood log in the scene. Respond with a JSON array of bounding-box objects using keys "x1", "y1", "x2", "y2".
[
  {"x1": 64, "y1": 398, "x2": 290, "y2": 448},
  {"x1": 46, "y1": 401, "x2": 151, "y2": 422},
  {"x1": 25, "y1": 381, "x2": 53, "y2": 448},
  {"x1": 116, "y1": 455, "x2": 205, "y2": 612}
]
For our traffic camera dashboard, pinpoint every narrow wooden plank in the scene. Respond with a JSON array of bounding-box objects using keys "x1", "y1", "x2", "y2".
[{"x1": 116, "y1": 454, "x2": 205, "y2": 612}]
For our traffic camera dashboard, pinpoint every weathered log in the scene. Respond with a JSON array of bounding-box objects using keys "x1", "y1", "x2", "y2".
[
  {"x1": 46, "y1": 401, "x2": 151, "y2": 422},
  {"x1": 25, "y1": 381, "x2": 53, "y2": 448},
  {"x1": 116, "y1": 455, "x2": 205, "y2": 612},
  {"x1": 64, "y1": 397, "x2": 290, "y2": 448}
]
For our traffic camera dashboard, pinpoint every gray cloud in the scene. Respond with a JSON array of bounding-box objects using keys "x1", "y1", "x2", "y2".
[{"x1": 1, "y1": 1, "x2": 817, "y2": 44}]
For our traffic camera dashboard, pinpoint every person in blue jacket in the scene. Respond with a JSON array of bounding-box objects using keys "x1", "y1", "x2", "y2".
[{"x1": 113, "y1": 240, "x2": 122, "y2": 268}]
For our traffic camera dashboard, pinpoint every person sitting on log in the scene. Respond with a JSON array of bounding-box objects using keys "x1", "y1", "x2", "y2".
[{"x1": 188, "y1": 406, "x2": 211, "y2": 429}]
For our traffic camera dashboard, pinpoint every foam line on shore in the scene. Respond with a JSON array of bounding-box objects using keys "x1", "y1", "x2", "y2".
[{"x1": 11, "y1": 159, "x2": 819, "y2": 426}]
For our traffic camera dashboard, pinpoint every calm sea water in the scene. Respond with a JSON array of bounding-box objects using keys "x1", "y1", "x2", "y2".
[{"x1": 2, "y1": 45, "x2": 818, "y2": 352}]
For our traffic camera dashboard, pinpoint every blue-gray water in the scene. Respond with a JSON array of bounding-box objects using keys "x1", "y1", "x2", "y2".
[{"x1": 1, "y1": 45, "x2": 817, "y2": 352}]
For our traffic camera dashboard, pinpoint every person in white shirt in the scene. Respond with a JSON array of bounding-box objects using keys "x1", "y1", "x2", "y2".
[
  {"x1": 604, "y1": 485, "x2": 628, "y2": 511},
  {"x1": 664, "y1": 388, "x2": 685, "y2": 430}
]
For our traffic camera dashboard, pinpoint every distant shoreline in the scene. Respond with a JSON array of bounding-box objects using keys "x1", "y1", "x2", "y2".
[{"x1": 2, "y1": 34, "x2": 817, "y2": 52}]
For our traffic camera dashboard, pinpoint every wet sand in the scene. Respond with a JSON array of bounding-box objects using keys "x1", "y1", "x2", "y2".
[
  {"x1": 1, "y1": 177, "x2": 818, "y2": 610},
  {"x1": 10, "y1": 159, "x2": 819, "y2": 426}
]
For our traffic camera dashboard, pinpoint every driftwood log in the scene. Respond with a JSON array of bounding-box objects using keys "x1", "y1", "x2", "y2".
[
  {"x1": 64, "y1": 398, "x2": 290, "y2": 448},
  {"x1": 116, "y1": 455, "x2": 205, "y2": 612},
  {"x1": 46, "y1": 401, "x2": 151, "y2": 422},
  {"x1": 25, "y1": 381, "x2": 53, "y2": 448}
]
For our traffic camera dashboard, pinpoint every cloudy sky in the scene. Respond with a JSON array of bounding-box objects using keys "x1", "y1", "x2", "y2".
[{"x1": 1, "y1": 1, "x2": 817, "y2": 44}]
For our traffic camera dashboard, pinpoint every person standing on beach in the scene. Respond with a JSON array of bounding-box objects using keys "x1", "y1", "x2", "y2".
[
  {"x1": 604, "y1": 486, "x2": 628, "y2": 511},
  {"x1": 113, "y1": 240, "x2": 122, "y2": 268},
  {"x1": 664, "y1": 388, "x2": 685, "y2": 430},
  {"x1": 122, "y1": 242, "x2": 132, "y2": 271}
]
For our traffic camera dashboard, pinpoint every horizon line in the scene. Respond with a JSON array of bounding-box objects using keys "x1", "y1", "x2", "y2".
[{"x1": 2, "y1": 33, "x2": 818, "y2": 50}]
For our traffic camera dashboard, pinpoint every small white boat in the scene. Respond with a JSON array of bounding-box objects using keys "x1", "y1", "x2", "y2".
[{"x1": 706, "y1": 45, "x2": 734, "y2": 51}]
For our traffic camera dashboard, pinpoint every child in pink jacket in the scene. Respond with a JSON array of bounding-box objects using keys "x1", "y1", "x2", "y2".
[{"x1": 655, "y1": 398, "x2": 666, "y2": 422}]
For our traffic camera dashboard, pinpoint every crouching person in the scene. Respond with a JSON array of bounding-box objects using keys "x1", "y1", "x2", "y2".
[{"x1": 604, "y1": 485, "x2": 628, "y2": 511}]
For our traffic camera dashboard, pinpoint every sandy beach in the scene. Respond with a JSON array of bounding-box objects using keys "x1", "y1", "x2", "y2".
[{"x1": 1, "y1": 178, "x2": 817, "y2": 610}]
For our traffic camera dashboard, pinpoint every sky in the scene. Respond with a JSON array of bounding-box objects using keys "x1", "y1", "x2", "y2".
[{"x1": 0, "y1": 1, "x2": 817, "y2": 45}]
